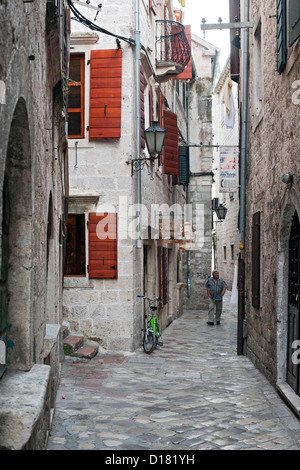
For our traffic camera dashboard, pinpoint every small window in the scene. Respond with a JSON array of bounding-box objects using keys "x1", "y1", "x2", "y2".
[
  {"x1": 223, "y1": 245, "x2": 227, "y2": 261},
  {"x1": 68, "y1": 54, "x2": 85, "y2": 138},
  {"x1": 231, "y1": 244, "x2": 234, "y2": 261},
  {"x1": 65, "y1": 214, "x2": 86, "y2": 276}
]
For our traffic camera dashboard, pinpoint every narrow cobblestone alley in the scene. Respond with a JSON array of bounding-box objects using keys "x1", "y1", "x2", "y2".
[{"x1": 47, "y1": 293, "x2": 300, "y2": 451}]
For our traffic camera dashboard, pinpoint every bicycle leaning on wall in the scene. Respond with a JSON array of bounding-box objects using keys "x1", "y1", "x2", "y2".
[{"x1": 138, "y1": 295, "x2": 163, "y2": 354}]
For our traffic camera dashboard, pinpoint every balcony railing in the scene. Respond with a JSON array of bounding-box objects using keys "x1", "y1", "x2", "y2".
[{"x1": 155, "y1": 20, "x2": 191, "y2": 79}]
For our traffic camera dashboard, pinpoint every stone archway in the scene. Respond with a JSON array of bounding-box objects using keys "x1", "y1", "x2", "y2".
[
  {"x1": 3, "y1": 97, "x2": 33, "y2": 370},
  {"x1": 277, "y1": 188, "x2": 300, "y2": 391}
]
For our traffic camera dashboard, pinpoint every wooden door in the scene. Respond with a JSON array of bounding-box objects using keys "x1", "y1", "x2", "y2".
[{"x1": 287, "y1": 211, "x2": 300, "y2": 395}]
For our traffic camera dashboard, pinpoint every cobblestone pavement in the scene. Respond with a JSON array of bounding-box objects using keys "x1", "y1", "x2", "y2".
[{"x1": 47, "y1": 293, "x2": 300, "y2": 451}]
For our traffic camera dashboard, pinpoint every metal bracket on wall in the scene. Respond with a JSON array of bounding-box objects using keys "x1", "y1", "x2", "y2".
[{"x1": 201, "y1": 21, "x2": 253, "y2": 31}]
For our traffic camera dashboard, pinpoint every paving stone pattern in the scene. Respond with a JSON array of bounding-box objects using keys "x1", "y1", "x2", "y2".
[{"x1": 47, "y1": 293, "x2": 300, "y2": 450}]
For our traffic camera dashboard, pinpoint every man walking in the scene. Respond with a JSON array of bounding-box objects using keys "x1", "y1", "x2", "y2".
[{"x1": 205, "y1": 270, "x2": 227, "y2": 325}]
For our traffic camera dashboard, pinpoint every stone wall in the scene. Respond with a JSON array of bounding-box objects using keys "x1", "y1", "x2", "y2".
[
  {"x1": 212, "y1": 62, "x2": 240, "y2": 290},
  {"x1": 63, "y1": 0, "x2": 188, "y2": 352},
  {"x1": 0, "y1": 0, "x2": 67, "y2": 449},
  {"x1": 183, "y1": 36, "x2": 217, "y2": 310},
  {"x1": 245, "y1": 0, "x2": 300, "y2": 385}
]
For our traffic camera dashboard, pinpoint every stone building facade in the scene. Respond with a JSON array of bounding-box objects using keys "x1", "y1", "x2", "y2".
[
  {"x1": 62, "y1": 0, "x2": 217, "y2": 349},
  {"x1": 212, "y1": 58, "x2": 240, "y2": 291},
  {"x1": 182, "y1": 34, "x2": 218, "y2": 310},
  {"x1": 63, "y1": 0, "x2": 190, "y2": 352},
  {"x1": 0, "y1": 0, "x2": 69, "y2": 449},
  {"x1": 236, "y1": 0, "x2": 300, "y2": 414}
]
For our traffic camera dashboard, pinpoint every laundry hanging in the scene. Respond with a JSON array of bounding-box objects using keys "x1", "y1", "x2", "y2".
[{"x1": 222, "y1": 76, "x2": 235, "y2": 129}]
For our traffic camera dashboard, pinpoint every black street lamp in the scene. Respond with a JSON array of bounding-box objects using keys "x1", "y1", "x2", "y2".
[
  {"x1": 215, "y1": 203, "x2": 228, "y2": 221},
  {"x1": 144, "y1": 121, "x2": 166, "y2": 158}
]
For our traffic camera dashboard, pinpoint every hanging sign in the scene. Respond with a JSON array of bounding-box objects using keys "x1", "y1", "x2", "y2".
[{"x1": 219, "y1": 147, "x2": 238, "y2": 193}]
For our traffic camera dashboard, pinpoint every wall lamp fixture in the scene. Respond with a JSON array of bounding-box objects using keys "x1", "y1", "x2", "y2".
[
  {"x1": 126, "y1": 121, "x2": 166, "y2": 175},
  {"x1": 144, "y1": 121, "x2": 166, "y2": 159},
  {"x1": 282, "y1": 172, "x2": 293, "y2": 185},
  {"x1": 215, "y1": 203, "x2": 228, "y2": 222}
]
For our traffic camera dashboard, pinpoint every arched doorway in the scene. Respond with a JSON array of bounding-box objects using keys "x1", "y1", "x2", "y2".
[
  {"x1": 1, "y1": 97, "x2": 32, "y2": 370},
  {"x1": 287, "y1": 211, "x2": 300, "y2": 395}
]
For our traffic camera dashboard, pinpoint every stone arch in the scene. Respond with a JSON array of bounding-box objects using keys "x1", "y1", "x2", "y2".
[
  {"x1": 277, "y1": 187, "x2": 300, "y2": 384},
  {"x1": 3, "y1": 97, "x2": 33, "y2": 370}
]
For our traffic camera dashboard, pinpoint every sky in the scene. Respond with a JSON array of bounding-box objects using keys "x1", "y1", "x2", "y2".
[{"x1": 182, "y1": 0, "x2": 231, "y2": 69}]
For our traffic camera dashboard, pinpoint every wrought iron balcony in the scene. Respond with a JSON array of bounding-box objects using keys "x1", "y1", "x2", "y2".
[{"x1": 155, "y1": 20, "x2": 191, "y2": 80}]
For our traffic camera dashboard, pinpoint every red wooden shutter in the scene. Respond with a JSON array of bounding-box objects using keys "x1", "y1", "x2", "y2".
[
  {"x1": 149, "y1": 0, "x2": 157, "y2": 15},
  {"x1": 176, "y1": 25, "x2": 192, "y2": 80},
  {"x1": 158, "y1": 92, "x2": 163, "y2": 166},
  {"x1": 140, "y1": 66, "x2": 145, "y2": 149},
  {"x1": 163, "y1": 110, "x2": 178, "y2": 178},
  {"x1": 88, "y1": 213, "x2": 118, "y2": 279},
  {"x1": 89, "y1": 49, "x2": 122, "y2": 140},
  {"x1": 149, "y1": 85, "x2": 153, "y2": 126}
]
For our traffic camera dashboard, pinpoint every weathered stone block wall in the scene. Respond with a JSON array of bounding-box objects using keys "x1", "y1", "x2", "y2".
[
  {"x1": 182, "y1": 36, "x2": 217, "y2": 310},
  {"x1": 245, "y1": 0, "x2": 300, "y2": 384},
  {"x1": 213, "y1": 71, "x2": 240, "y2": 290},
  {"x1": 64, "y1": 0, "x2": 188, "y2": 352},
  {"x1": 0, "y1": 0, "x2": 67, "y2": 449}
]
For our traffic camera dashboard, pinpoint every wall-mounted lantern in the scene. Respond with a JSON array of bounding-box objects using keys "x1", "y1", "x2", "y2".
[
  {"x1": 144, "y1": 121, "x2": 166, "y2": 158},
  {"x1": 215, "y1": 203, "x2": 228, "y2": 221}
]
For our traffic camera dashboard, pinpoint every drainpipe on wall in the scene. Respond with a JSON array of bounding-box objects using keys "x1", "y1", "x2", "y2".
[
  {"x1": 135, "y1": 0, "x2": 142, "y2": 249},
  {"x1": 237, "y1": 0, "x2": 249, "y2": 355},
  {"x1": 186, "y1": 84, "x2": 191, "y2": 297}
]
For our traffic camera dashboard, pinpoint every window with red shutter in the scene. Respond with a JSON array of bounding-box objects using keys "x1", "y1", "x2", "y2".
[
  {"x1": 88, "y1": 213, "x2": 118, "y2": 279},
  {"x1": 68, "y1": 54, "x2": 85, "y2": 139},
  {"x1": 157, "y1": 92, "x2": 163, "y2": 166},
  {"x1": 89, "y1": 49, "x2": 122, "y2": 140},
  {"x1": 149, "y1": 0, "x2": 157, "y2": 15},
  {"x1": 149, "y1": 85, "x2": 153, "y2": 126},
  {"x1": 163, "y1": 110, "x2": 178, "y2": 178},
  {"x1": 64, "y1": 214, "x2": 86, "y2": 276}
]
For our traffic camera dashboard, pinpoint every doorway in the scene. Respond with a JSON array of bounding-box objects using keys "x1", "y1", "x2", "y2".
[
  {"x1": 1, "y1": 97, "x2": 32, "y2": 370},
  {"x1": 287, "y1": 210, "x2": 300, "y2": 395}
]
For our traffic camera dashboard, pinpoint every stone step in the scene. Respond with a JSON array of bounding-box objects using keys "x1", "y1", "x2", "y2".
[
  {"x1": 63, "y1": 335, "x2": 84, "y2": 355},
  {"x1": 76, "y1": 345, "x2": 99, "y2": 359},
  {"x1": 62, "y1": 332, "x2": 99, "y2": 360}
]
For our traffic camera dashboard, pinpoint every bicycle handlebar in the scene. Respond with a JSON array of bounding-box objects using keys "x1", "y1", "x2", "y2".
[{"x1": 137, "y1": 295, "x2": 162, "y2": 302}]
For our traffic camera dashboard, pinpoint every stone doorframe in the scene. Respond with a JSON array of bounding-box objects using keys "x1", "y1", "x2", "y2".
[
  {"x1": 277, "y1": 187, "x2": 300, "y2": 416},
  {"x1": 2, "y1": 97, "x2": 33, "y2": 370}
]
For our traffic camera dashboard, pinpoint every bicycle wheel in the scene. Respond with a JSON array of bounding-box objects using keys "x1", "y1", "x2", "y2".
[{"x1": 143, "y1": 330, "x2": 156, "y2": 354}]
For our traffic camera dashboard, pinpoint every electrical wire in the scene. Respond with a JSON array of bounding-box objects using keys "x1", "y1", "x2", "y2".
[
  {"x1": 66, "y1": 1, "x2": 162, "y2": 83},
  {"x1": 67, "y1": 0, "x2": 135, "y2": 45}
]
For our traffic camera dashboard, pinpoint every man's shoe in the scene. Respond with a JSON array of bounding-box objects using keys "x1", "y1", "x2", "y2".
[
  {"x1": 217, "y1": 321, "x2": 221, "y2": 325},
  {"x1": 207, "y1": 322, "x2": 214, "y2": 325}
]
